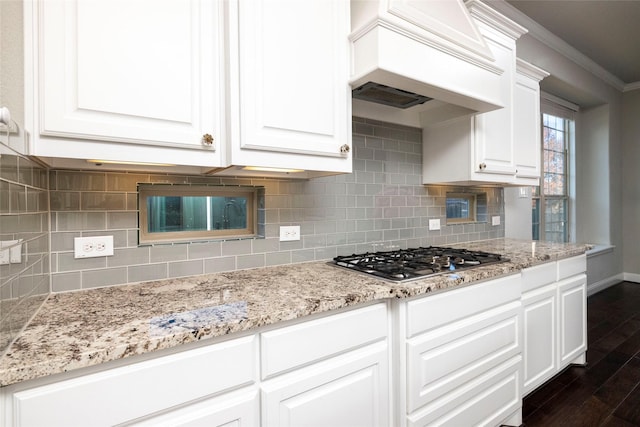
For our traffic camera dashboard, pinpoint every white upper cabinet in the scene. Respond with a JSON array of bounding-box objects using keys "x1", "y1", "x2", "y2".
[
  {"x1": 27, "y1": 0, "x2": 224, "y2": 169},
  {"x1": 513, "y1": 59, "x2": 550, "y2": 185},
  {"x1": 221, "y1": 0, "x2": 352, "y2": 178},
  {"x1": 470, "y1": 17, "x2": 519, "y2": 178},
  {"x1": 422, "y1": 1, "x2": 527, "y2": 185},
  {"x1": 24, "y1": 0, "x2": 352, "y2": 177}
]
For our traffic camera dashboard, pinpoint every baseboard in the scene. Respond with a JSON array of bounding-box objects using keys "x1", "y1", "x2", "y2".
[
  {"x1": 624, "y1": 272, "x2": 640, "y2": 283},
  {"x1": 587, "y1": 273, "x2": 625, "y2": 296}
]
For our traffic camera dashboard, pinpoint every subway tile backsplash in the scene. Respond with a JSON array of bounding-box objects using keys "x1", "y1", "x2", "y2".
[
  {"x1": 48, "y1": 117, "x2": 504, "y2": 292},
  {"x1": 0, "y1": 142, "x2": 49, "y2": 354}
]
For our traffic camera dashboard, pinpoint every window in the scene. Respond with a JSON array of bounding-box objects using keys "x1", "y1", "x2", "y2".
[
  {"x1": 138, "y1": 184, "x2": 260, "y2": 244},
  {"x1": 532, "y1": 96, "x2": 576, "y2": 243},
  {"x1": 446, "y1": 193, "x2": 477, "y2": 223}
]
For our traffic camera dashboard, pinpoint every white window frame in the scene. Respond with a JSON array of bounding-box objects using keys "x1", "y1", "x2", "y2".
[{"x1": 533, "y1": 93, "x2": 578, "y2": 243}]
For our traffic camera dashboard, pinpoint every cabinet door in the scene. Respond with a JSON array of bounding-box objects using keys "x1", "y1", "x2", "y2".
[
  {"x1": 36, "y1": 0, "x2": 222, "y2": 163},
  {"x1": 262, "y1": 341, "x2": 389, "y2": 427},
  {"x1": 472, "y1": 28, "x2": 516, "y2": 178},
  {"x1": 513, "y1": 71, "x2": 540, "y2": 182},
  {"x1": 513, "y1": 60, "x2": 549, "y2": 184},
  {"x1": 230, "y1": 0, "x2": 352, "y2": 173},
  {"x1": 558, "y1": 274, "x2": 587, "y2": 369},
  {"x1": 522, "y1": 283, "x2": 557, "y2": 396}
]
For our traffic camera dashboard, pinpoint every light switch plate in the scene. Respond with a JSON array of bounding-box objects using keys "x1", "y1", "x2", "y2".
[{"x1": 428, "y1": 219, "x2": 441, "y2": 231}]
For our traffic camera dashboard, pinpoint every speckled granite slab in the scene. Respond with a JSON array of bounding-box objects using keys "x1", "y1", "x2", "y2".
[{"x1": 0, "y1": 239, "x2": 590, "y2": 387}]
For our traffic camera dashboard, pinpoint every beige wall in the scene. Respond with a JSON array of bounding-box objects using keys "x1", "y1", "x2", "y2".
[{"x1": 622, "y1": 90, "x2": 640, "y2": 278}]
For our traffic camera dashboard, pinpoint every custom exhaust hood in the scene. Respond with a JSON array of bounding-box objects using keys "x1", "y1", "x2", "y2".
[{"x1": 350, "y1": 0, "x2": 506, "y2": 126}]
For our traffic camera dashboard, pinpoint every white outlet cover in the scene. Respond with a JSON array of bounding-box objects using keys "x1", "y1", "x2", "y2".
[
  {"x1": 428, "y1": 219, "x2": 441, "y2": 231},
  {"x1": 279, "y1": 226, "x2": 301, "y2": 241},
  {"x1": 0, "y1": 240, "x2": 21, "y2": 265},
  {"x1": 492, "y1": 216, "x2": 501, "y2": 226},
  {"x1": 74, "y1": 236, "x2": 114, "y2": 258}
]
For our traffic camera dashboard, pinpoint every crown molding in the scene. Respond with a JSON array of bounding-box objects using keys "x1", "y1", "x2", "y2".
[
  {"x1": 487, "y1": 0, "x2": 626, "y2": 92},
  {"x1": 466, "y1": 0, "x2": 528, "y2": 40},
  {"x1": 516, "y1": 58, "x2": 550, "y2": 81},
  {"x1": 623, "y1": 82, "x2": 640, "y2": 93}
]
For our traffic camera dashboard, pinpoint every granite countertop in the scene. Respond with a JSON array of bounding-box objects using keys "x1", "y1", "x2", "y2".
[{"x1": 0, "y1": 238, "x2": 590, "y2": 387}]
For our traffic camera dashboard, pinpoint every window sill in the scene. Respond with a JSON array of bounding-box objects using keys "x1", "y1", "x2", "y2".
[{"x1": 586, "y1": 244, "x2": 615, "y2": 257}]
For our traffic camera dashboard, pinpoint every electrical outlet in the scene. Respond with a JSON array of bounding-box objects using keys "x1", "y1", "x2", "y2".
[
  {"x1": 492, "y1": 216, "x2": 501, "y2": 226},
  {"x1": 0, "y1": 240, "x2": 22, "y2": 265},
  {"x1": 279, "y1": 226, "x2": 301, "y2": 242},
  {"x1": 74, "y1": 236, "x2": 114, "y2": 258},
  {"x1": 428, "y1": 219, "x2": 441, "y2": 231}
]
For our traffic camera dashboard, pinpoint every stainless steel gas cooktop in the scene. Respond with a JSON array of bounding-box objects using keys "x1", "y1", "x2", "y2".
[{"x1": 332, "y1": 246, "x2": 508, "y2": 282}]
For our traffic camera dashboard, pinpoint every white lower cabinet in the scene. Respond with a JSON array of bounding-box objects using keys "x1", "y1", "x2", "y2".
[
  {"x1": 129, "y1": 387, "x2": 259, "y2": 427},
  {"x1": 521, "y1": 255, "x2": 587, "y2": 396},
  {"x1": 408, "y1": 356, "x2": 521, "y2": 427},
  {"x1": 522, "y1": 282, "x2": 557, "y2": 394},
  {"x1": 558, "y1": 274, "x2": 587, "y2": 368},
  {"x1": 260, "y1": 303, "x2": 390, "y2": 426},
  {"x1": 262, "y1": 341, "x2": 389, "y2": 427},
  {"x1": 401, "y1": 274, "x2": 524, "y2": 427},
  {"x1": 5, "y1": 335, "x2": 258, "y2": 427},
  {"x1": 1, "y1": 258, "x2": 589, "y2": 427}
]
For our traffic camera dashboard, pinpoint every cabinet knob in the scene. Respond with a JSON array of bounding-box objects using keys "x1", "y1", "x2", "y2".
[
  {"x1": 340, "y1": 144, "x2": 350, "y2": 154},
  {"x1": 202, "y1": 134, "x2": 214, "y2": 146}
]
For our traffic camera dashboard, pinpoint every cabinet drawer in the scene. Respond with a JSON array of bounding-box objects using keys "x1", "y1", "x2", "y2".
[
  {"x1": 407, "y1": 356, "x2": 521, "y2": 427},
  {"x1": 406, "y1": 274, "x2": 520, "y2": 338},
  {"x1": 261, "y1": 341, "x2": 389, "y2": 427},
  {"x1": 129, "y1": 386, "x2": 259, "y2": 427},
  {"x1": 406, "y1": 301, "x2": 521, "y2": 412},
  {"x1": 521, "y1": 261, "x2": 556, "y2": 293},
  {"x1": 12, "y1": 336, "x2": 257, "y2": 427},
  {"x1": 557, "y1": 254, "x2": 586, "y2": 280},
  {"x1": 261, "y1": 303, "x2": 387, "y2": 379}
]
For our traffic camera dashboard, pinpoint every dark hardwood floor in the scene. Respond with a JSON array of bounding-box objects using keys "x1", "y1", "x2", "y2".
[{"x1": 522, "y1": 281, "x2": 640, "y2": 427}]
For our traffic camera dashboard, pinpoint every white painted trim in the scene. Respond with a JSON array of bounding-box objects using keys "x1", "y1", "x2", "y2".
[
  {"x1": 486, "y1": 0, "x2": 626, "y2": 92},
  {"x1": 587, "y1": 273, "x2": 624, "y2": 296},
  {"x1": 516, "y1": 58, "x2": 549, "y2": 81},
  {"x1": 623, "y1": 82, "x2": 640, "y2": 93},
  {"x1": 586, "y1": 244, "x2": 615, "y2": 257},
  {"x1": 624, "y1": 273, "x2": 640, "y2": 283},
  {"x1": 540, "y1": 92, "x2": 579, "y2": 112}
]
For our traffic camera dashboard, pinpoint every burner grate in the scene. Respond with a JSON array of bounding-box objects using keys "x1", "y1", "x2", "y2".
[{"x1": 333, "y1": 246, "x2": 507, "y2": 282}]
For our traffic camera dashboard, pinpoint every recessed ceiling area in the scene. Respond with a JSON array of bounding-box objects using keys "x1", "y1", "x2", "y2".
[{"x1": 502, "y1": 0, "x2": 640, "y2": 85}]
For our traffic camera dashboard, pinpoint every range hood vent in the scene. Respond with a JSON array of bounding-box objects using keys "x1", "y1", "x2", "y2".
[
  {"x1": 352, "y1": 82, "x2": 432, "y2": 109},
  {"x1": 350, "y1": 0, "x2": 507, "y2": 124}
]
